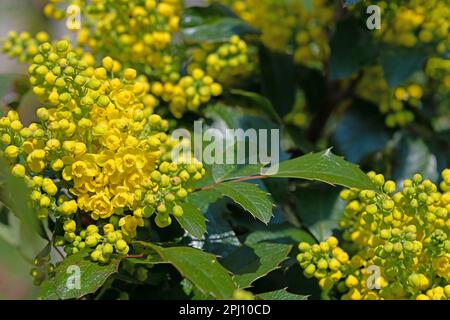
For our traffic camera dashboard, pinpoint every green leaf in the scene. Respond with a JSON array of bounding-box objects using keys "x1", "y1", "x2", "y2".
[
  {"x1": 392, "y1": 134, "x2": 439, "y2": 184},
  {"x1": 145, "y1": 243, "x2": 237, "y2": 299},
  {"x1": 222, "y1": 242, "x2": 292, "y2": 288},
  {"x1": 332, "y1": 103, "x2": 390, "y2": 163},
  {"x1": 182, "y1": 17, "x2": 257, "y2": 44},
  {"x1": 230, "y1": 89, "x2": 282, "y2": 124},
  {"x1": 284, "y1": 124, "x2": 315, "y2": 154},
  {"x1": 0, "y1": 158, "x2": 45, "y2": 259},
  {"x1": 210, "y1": 141, "x2": 265, "y2": 183},
  {"x1": 211, "y1": 143, "x2": 238, "y2": 183},
  {"x1": 204, "y1": 102, "x2": 241, "y2": 129},
  {"x1": 268, "y1": 149, "x2": 377, "y2": 190},
  {"x1": 215, "y1": 182, "x2": 274, "y2": 224},
  {"x1": 380, "y1": 46, "x2": 428, "y2": 87},
  {"x1": 181, "y1": 3, "x2": 235, "y2": 28},
  {"x1": 0, "y1": 158, "x2": 39, "y2": 234},
  {"x1": 330, "y1": 18, "x2": 377, "y2": 80},
  {"x1": 220, "y1": 164, "x2": 265, "y2": 181},
  {"x1": 257, "y1": 288, "x2": 308, "y2": 300},
  {"x1": 175, "y1": 202, "x2": 207, "y2": 239},
  {"x1": 39, "y1": 250, "x2": 120, "y2": 300},
  {"x1": 125, "y1": 251, "x2": 164, "y2": 265},
  {"x1": 202, "y1": 104, "x2": 287, "y2": 183},
  {"x1": 245, "y1": 224, "x2": 316, "y2": 246},
  {"x1": 202, "y1": 201, "x2": 241, "y2": 258},
  {"x1": 259, "y1": 47, "x2": 296, "y2": 117},
  {"x1": 293, "y1": 184, "x2": 345, "y2": 241},
  {"x1": 187, "y1": 189, "x2": 221, "y2": 213}
]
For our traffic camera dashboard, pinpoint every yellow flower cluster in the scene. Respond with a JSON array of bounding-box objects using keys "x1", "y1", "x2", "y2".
[
  {"x1": 426, "y1": 57, "x2": 450, "y2": 94},
  {"x1": 221, "y1": 0, "x2": 334, "y2": 68},
  {"x1": 372, "y1": 0, "x2": 449, "y2": 53},
  {"x1": 298, "y1": 170, "x2": 450, "y2": 300},
  {"x1": 0, "y1": 40, "x2": 205, "y2": 262},
  {"x1": 355, "y1": 66, "x2": 425, "y2": 128},
  {"x1": 40, "y1": 0, "x2": 226, "y2": 118},
  {"x1": 189, "y1": 35, "x2": 255, "y2": 86},
  {"x1": 151, "y1": 68, "x2": 223, "y2": 118},
  {"x1": 350, "y1": 1, "x2": 449, "y2": 126},
  {"x1": 2, "y1": 31, "x2": 50, "y2": 63},
  {"x1": 45, "y1": 0, "x2": 183, "y2": 81}
]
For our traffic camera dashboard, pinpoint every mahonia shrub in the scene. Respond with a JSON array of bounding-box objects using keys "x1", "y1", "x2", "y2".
[{"x1": 0, "y1": 0, "x2": 448, "y2": 301}]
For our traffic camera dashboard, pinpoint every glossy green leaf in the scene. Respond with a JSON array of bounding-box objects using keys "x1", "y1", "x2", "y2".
[
  {"x1": 202, "y1": 201, "x2": 241, "y2": 259},
  {"x1": 0, "y1": 158, "x2": 39, "y2": 234},
  {"x1": 230, "y1": 89, "x2": 282, "y2": 124},
  {"x1": 187, "y1": 189, "x2": 221, "y2": 213},
  {"x1": 293, "y1": 184, "x2": 345, "y2": 241},
  {"x1": 181, "y1": 3, "x2": 235, "y2": 28},
  {"x1": 215, "y1": 182, "x2": 274, "y2": 224},
  {"x1": 259, "y1": 47, "x2": 296, "y2": 117},
  {"x1": 175, "y1": 202, "x2": 207, "y2": 239},
  {"x1": 245, "y1": 224, "x2": 316, "y2": 246},
  {"x1": 330, "y1": 18, "x2": 377, "y2": 80},
  {"x1": 182, "y1": 17, "x2": 257, "y2": 44},
  {"x1": 146, "y1": 244, "x2": 237, "y2": 299},
  {"x1": 211, "y1": 149, "x2": 264, "y2": 183},
  {"x1": 392, "y1": 134, "x2": 439, "y2": 184},
  {"x1": 380, "y1": 46, "x2": 428, "y2": 87},
  {"x1": 257, "y1": 288, "x2": 308, "y2": 300},
  {"x1": 0, "y1": 158, "x2": 45, "y2": 260},
  {"x1": 222, "y1": 242, "x2": 292, "y2": 288},
  {"x1": 332, "y1": 103, "x2": 390, "y2": 163},
  {"x1": 39, "y1": 250, "x2": 120, "y2": 300},
  {"x1": 268, "y1": 149, "x2": 377, "y2": 190}
]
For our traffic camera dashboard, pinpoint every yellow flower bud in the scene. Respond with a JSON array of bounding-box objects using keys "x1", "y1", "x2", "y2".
[
  {"x1": 345, "y1": 275, "x2": 359, "y2": 288},
  {"x1": 63, "y1": 220, "x2": 76, "y2": 233},
  {"x1": 124, "y1": 68, "x2": 137, "y2": 80},
  {"x1": 39, "y1": 196, "x2": 51, "y2": 208},
  {"x1": 4, "y1": 145, "x2": 20, "y2": 159},
  {"x1": 102, "y1": 56, "x2": 114, "y2": 70},
  {"x1": 11, "y1": 164, "x2": 26, "y2": 177}
]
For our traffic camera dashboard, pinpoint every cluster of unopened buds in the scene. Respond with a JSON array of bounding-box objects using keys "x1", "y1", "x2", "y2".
[
  {"x1": 188, "y1": 35, "x2": 255, "y2": 87},
  {"x1": 355, "y1": 66, "x2": 426, "y2": 128},
  {"x1": 151, "y1": 68, "x2": 223, "y2": 118},
  {"x1": 298, "y1": 170, "x2": 450, "y2": 300},
  {"x1": 204, "y1": 36, "x2": 254, "y2": 83},
  {"x1": 222, "y1": 0, "x2": 333, "y2": 69},
  {"x1": 45, "y1": 0, "x2": 182, "y2": 78},
  {"x1": 38, "y1": 0, "x2": 227, "y2": 119},
  {"x1": 369, "y1": 0, "x2": 449, "y2": 54},
  {"x1": 0, "y1": 39, "x2": 206, "y2": 265}
]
